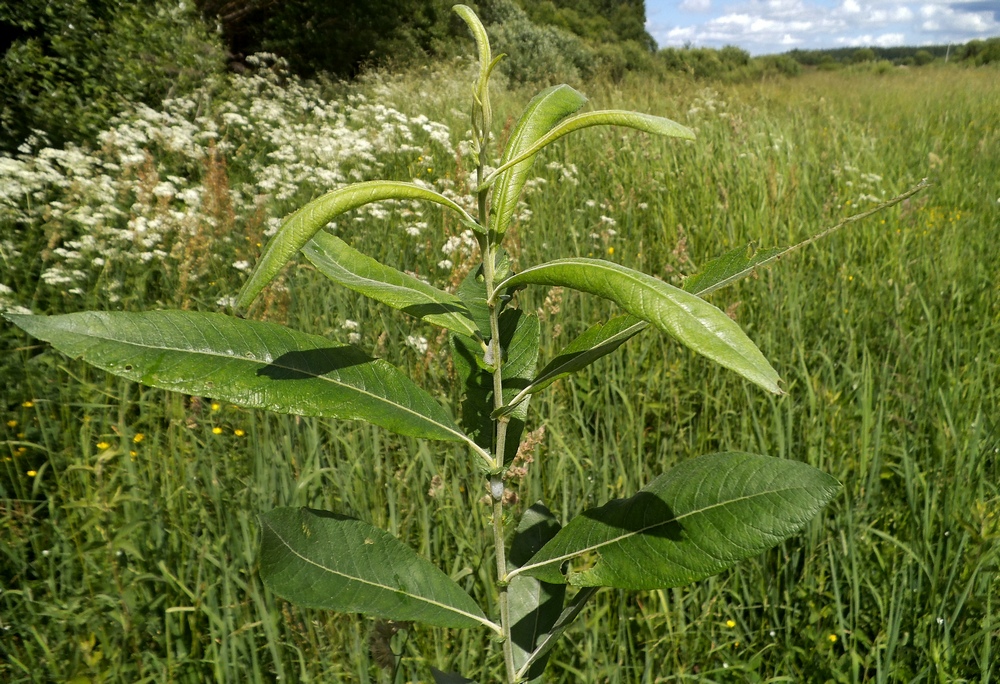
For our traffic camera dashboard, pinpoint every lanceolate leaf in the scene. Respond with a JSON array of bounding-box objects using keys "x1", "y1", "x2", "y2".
[
  {"x1": 508, "y1": 503, "x2": 565, "y2": 681},
  {"x1": 481, "y1": 110, "x2": 695, "y2": 190},
  {"x1": 496, "y1": 259, "x2": 782, "y2": 394},
  {"x1": 498, "y1": 309, "x2": 538, "y2": 464},
  {"x1": 490, "y1": 85, "x2": 588, "y2": 240},
  {"x1": 237, "y1": 181, "x2": 479, "y2": 309},
  {"x1": 453, "y1": 4, "x2": 491, "y2": 98},
  {"x1": 6, "y1": 311, "x2": 471, "y2": 444},
  {"x1": 497, "y1": 314, "x2": 647, "y2": 417},
  {"x1": 303, "y1": 231, "x2": 480, "y2": 340},
  {"x1": 516, "y1": 452, "x2": 841, "y2": 589},
  {"x1": 683, "y1": 243, "x2": 783, "y2": 297},
  {"x1": 259, "y1": 508, "x2": 496, "y2": 631}
]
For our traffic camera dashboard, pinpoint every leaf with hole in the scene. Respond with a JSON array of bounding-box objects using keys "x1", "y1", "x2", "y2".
[
  {"x1": 497, "y1": 258, "x2": 782, "y2": 394},
  {"x1": 517, "y1": 452, "x2": 841, "y2": 588},
  {"x1": 259, "y1": 508, "x2": 495, "y2": 631},
  {"x1": 6, "y1": 311, "x2": 470, "y2": 444}
]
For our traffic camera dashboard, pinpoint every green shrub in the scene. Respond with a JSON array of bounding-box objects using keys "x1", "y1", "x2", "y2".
[
  {"x1": 0, "y1": 0, "x2": 224, "y2": 153},
  {"x1": 480, "y1": 0, "x2": 596, "y2": 84}
]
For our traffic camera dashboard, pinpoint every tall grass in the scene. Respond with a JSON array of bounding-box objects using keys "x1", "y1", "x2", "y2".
[{"x1": 2, "y1": 63, "x2": 998, "y2": 681}]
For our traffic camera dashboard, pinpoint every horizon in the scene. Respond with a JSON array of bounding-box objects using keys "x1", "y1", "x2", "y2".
[{"x1": 645, "y1": 0, "x2": 1000, "y2": 55}]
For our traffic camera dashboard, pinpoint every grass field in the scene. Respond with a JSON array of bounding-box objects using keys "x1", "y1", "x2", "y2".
[{"x1": 2, "y1": 61, "x2": 999, "y2": 682}]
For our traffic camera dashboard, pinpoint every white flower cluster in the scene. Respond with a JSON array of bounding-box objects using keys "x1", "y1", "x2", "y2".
[{"x1": 0, "y1": 56, "x2": 459, "y2": 308}]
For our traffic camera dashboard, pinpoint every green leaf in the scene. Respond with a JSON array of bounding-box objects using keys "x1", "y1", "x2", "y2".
[
  {"x1": 517, "y1": 452, "x2": 841, "y2": 588},
  {"x1": 514, "y1": 587, "x2": 599, "y2": 681},
  {"x1": 7, "y1": 311, "x2": 471, "y2": 445},
  {"x1": 237, "y1": 181, "x2": 479, "y2": 309},
  {"x1": 430, "y1": 668, "x2": 475, "y2": 684},
  {"x1": 452, "y1": 5, "x2": 491, "y2": 93},
  {"x1": 481, "y1": 110, "x2": 695, "y2": 191},
  {"x1": 490, "y1": 85, "x2": 588, "y2": 240},
  {"x1": 496, "y1": 314, "x2": 647, "y2": 418},
  {"x1": 496, "y1": 258, "x2": 782, "y2": 394},
  {"x1": 508, "y1": 503, "x2": 565, "y2": 681},
  {"x1": 259, "y1": 508, "x2": 496, "y2": 631},
  {"x1": 497, "y1": 309, "x2": 538, "y2": 464},
  {"x1": 447, "y1": 309, "x2": 538, "y2": 461},
  {"x1": 450, "y1": 332, "x2": 492, "y2": 451},
  {"x1": 683, "y1": 243, "x2": 783, "y2": 297},
  {"x1": 303, "y1": 231, "x2": 480, "y2": 340}
]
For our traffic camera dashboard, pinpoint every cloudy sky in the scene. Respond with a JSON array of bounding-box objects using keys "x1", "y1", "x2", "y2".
[{"x1": 645, "y1": 0, "x2": 1000, "y2": 54}]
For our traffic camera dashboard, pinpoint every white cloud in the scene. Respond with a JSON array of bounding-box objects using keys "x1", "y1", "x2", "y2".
[
  {"x1": 648, "y1": 0, "x2": 1000, "y2": 53},
  {"x1": 680, "y1": 0, "x2": 713, "y2": 11}
]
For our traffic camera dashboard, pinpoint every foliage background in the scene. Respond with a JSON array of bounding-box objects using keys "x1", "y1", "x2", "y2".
[{"x1": 1, "y1": 1, "x2": 999, "y2": 681}]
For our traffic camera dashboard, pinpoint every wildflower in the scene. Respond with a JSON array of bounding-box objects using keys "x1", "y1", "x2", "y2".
[
  {"x1": 726, "y1": 619, "x2": 736, "y2": 628},
  {"x1": 22, "y1": 401, "x2": 34, "y2": 408},
  {"x1": 96, "y1": 441, "x2": 110, "y2": 450},
  {"x1": 342, "y1": 319, "x2": 359, "y2": 331},
  {"x1": 234, "y1": 428, "x2": 245, "y2": 437},
  {"x1": 133, "y1": 433, "x2": 144, "y2": 443},
  {"x1": 212, "y1": 427, "x2": 223, "y2": 435},
  {"x1": 130, "y1": 451, "x2": 137, "y2": 459},
  {"x1": 608, "y1": 247, "x2": 614, "y2": 256},
  {"x1": 27, "y1": 470, "x2": 37, "y2": 477},
  {"x1": 211, "y1": 402, "x2": 221, "y2": 411},
  {"x1": 6, "y1": 420, "x2": 16, "y2": 428},
  {"x1": 828, "y1": 634, "x2": 837, "y2": 643},
  {"x1": 348, "y1": 332, "x2": 361, "y2": 345},
  {"x1": 406, "y1": 335, "x2": 429, "y2": 355}
]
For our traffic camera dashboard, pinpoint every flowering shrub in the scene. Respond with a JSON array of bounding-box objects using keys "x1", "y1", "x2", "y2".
[{"x1": 0, "y1": 56, "x2": 468, "y2": 313}]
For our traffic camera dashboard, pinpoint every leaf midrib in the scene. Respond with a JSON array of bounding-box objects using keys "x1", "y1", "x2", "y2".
[
  {"x1": 262, "y1": 517, "x2": 499, "y2": 633},
  {"x1": 510, "y1": 259, "x2": 764, "y2": 376},
  {"x1": 66, "y1": 320, "x2": 469, "y2": 443},
  {"x1": 308, "y1": 242, "x2": 479, "y2": 339},
  {"x1": 515, "y1": 483, "x2": 820, "y2": 577}
]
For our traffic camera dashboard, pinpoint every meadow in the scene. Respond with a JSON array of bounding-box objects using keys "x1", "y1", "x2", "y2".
[{"x1": 1, "y1": 59, "x2": 998, "y2": 682}]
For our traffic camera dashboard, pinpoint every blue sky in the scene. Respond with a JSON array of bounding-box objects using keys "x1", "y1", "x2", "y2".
[{"x1": 645, "y1": 0, "x2": 1000, "y2": 54}]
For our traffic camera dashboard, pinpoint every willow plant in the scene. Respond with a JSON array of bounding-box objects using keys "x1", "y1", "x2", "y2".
[{"x1": 6, "y1": 6, "x2": 930, "y2": 682}]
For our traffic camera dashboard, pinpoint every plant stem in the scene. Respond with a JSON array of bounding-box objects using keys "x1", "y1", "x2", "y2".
[{"x1": 473, "y1": 97, "x2": 517, "y2": 682}]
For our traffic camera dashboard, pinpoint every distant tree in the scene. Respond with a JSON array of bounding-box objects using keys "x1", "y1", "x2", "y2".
[
  {"x1": 958, "y1": 37, "x2": 1000, "y2": 65},
  {"x1": 913, "y1": 49, "x2": 934, "y2": 66},
  {"x1": 852, "y1": 47, "x2": 876, "y2": 63}
]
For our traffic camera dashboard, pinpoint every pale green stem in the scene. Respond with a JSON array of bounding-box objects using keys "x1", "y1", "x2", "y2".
[{"x1": 473, "y1": 100, "x2": 517, "y2": 683}]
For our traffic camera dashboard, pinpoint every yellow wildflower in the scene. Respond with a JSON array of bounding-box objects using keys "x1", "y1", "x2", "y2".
[
  {"x1": 133, "y1": 433, "x2": 144, "y2": 443},
  {"x1": 212, "y1": 427, "x2": 223, "y2": 435},
  {"x1": 211, "y1": 402, "x2": 221, "y2": 411},
  {"x1": 726, "y1": 619, "x2": 736, "y2": 628},
  {"x1": 234, "y1": 428, "x2": 245, "y2": 437},
  {"x1": 27, "y1": 470, "x2": 37, "y2": 477},
  {"x1": 96, "y1": 441, "x2": 110, "y2": 450},
  {"x1": 22, "y1": 400, "x2": 34, "y2": 408},
  {"x1": 7, "y1": 420, "x2": 17, "y2": 428},
  {"x1": 828, "y1": 634, "x2": 838, "y2": 643}
]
